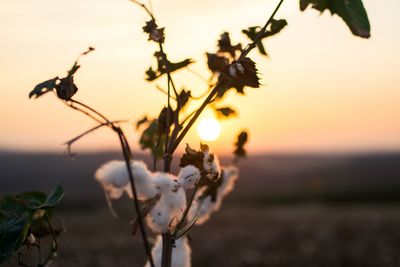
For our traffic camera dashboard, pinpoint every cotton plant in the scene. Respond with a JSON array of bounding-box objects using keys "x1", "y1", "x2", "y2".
[
  {"x1": 95, "y1": 144, "x2": 240, "y2": 266},
  {"x1": 23, "y1": 0, "x2": 371, "y2": 266}
]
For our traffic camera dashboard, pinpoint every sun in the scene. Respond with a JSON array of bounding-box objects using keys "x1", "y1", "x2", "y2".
[{"x1": 197, "y1": 117, "x2": 221, "y2": 141}]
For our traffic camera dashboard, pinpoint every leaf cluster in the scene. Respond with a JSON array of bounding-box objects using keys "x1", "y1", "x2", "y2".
[{"x1": 0, "y1": 185, "x2": 64, "y2": 264}]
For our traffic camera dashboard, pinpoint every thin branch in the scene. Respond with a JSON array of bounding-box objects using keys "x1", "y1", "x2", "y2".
[
  {"x1": 70, "y1": 99, "x2": 112, "y2": 124},
  {"x1": 63, "y1": 120, "x2": 127, "y2": 156},
  {"x1": 155, "y1": 85, "x2": 177, "y2": 100},
  {"x1": 63, "y1": 100, "x2": 104, "y2": 124},
  {"x1": 130, "y1": 0, "x2": 155, "y2": 19},
  {"x1": 186, "y1": 67, "x2": 210, "y2": 85}
]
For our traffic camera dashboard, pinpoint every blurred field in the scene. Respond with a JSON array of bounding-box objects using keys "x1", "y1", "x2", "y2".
[
  {"x1": 2, "y1": 152, "x2": 400, "y2": 266},
  {"x1": 45, "y1": 203, "x2": 400, "y2": 267}
]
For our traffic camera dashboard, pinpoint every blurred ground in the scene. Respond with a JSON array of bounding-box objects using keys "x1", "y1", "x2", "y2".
[
  {"x1": 51, "y1": 203, "x2": 400, "y2": 267},
  {"x1": 2, "y1": 152, "x2": 400, "y2": 266}
]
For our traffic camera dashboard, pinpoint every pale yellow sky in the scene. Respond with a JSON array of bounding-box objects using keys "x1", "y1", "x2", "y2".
[{"x1": 0, "y1": 0, "x2": 399, "y2": 155}]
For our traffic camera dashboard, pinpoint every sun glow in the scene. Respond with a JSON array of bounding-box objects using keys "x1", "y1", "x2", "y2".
[{"x1": 197, "y1": 117, "x2": 222, "y2": 141}]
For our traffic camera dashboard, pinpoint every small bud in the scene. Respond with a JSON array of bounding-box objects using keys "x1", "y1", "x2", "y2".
[
  {"x1": 55, "y1": 76, "x2": 78, "y2": 100},
  {"x1": 26, "y1": 233, "x2": 36, "y2": 245}
]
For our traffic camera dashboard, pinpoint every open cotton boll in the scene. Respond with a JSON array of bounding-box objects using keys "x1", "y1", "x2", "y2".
[
  {"x1": 95, "y1": 160, "x2": 157, "y2": 200},
  {"x1": 178, "y1": 165, "x2": 201, "y2": 189},
  {"x1": 219, "y1": 165, "x2": 239, "y2": 196},
  {"x1": 124, "y1": 161, "x2": 158, "y2": 199},
  {"x1": 188, "y1": 166, "x2": 239, "y2": 225},
  {"x1": 145, "y1": 235, "x2": 191, "y2": 267},
  {"x1": 95, "y1": 161, "x2": 129, "y2": 200},
  {"x1": 202, "y1": 151, "x2": 221, "y2": 177},
  {"x1": 187, "y1": 196, "x2": 213, "y2": 225},
  {"x1": 147, "y1": 172, "x2": 187, "y2": 233}
]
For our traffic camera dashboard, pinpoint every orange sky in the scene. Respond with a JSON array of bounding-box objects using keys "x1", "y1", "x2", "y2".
[{"x1": 0, "y1": 0, "x2": 399, "y2": 155}]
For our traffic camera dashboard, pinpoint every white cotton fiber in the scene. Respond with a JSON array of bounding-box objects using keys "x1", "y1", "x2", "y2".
[
  {"x1": 125, "y1": 161, "x2": 158, "y2": 199},
  {"x1": 147, "y1": 173, "x2": 186, "y2": 233},
  {"x1": 202, "y1": 151, "x2": 221, "y2": 178},
  {"x1": 95, "y1": 160, "x2": 157, "y2": 200},
  {"x1": 145, "y1": 235, "x2": 191, "y2": 267},
  {"x1": 188, "y1": 165, "x2": 239, "y2": 225},
  {"x1": 178, "y1": 165, "x2": 201, "y2": 189}
]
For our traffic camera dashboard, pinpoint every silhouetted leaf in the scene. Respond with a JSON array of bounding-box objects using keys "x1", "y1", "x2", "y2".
[
  {"x1": 169, "y1": 59, "x2": 195, "y2": 73},
  {"x1": 157, "y1": 106, "x2": 174, "y2": 136},
  {"x1": 206, "y1": 53, "x2": 229, "y2": 73},
  {"x1": 136, "y1": 116, "x2": 149, "y2": 130},
  {"x1": 217, "y1": 32, "x2": 242, "y2": 58},
  {"x1": 215, "y1": 107, "x2": 237, "y2": 118},
  {"x1": 177, "y1": 89, "x2": 191, "y2": 109},
  {"x1": 29, "y1": 77, "x2": 58, "y2": 99},
  {"x1": 146, "y1": 54, "x2": 194, "y2": 81},
  {"x1": 300, "y1": 0, "x2": 370, "y2": 38},
  {"x1": 145, "y1": 67, "x2": 158, "y2": 81},
  {"x1": 234, "y1": 131, "x2": 248, "y2": 158},
  {"x1": 68, "y1": 47, "x2": 95, "y2": 77},
  {"x1": 242, "y1": 19, "x2": 287, "y2": 56}
]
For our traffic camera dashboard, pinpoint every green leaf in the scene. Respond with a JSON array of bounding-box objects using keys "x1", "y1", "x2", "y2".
[
  {"x1": 38, "y1": 185, "x2": 65, "y2": 209},
  {"x1": 300, "y1": 0, "x2": 371, "y2": 38},
  {"x1": 0, "y1": 192, "x2": 46, "y2": 216},
  {"x1": 0, "y1": 215, "x2": 30, "y2": 264},
  {"x1": 139, "y1": 120, "x2": 164, "y2": 159},
  {"x1": 29, "y1": 77, "x2": 59, "y2": 99}
]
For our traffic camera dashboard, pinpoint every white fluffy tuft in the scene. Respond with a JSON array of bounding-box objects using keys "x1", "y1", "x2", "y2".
[
  {"x1": 147, "y1": 173, "x2": 186, "y2": 234},
  {"x1": 178, "y1": 165, "x2": 201, "y2": 189},
  {"x1": 188, "y1": 165, "x2": 239, "y2": 225},
  {"x1": 95, "y1": 160, "x2": 157, "y2": 200}
]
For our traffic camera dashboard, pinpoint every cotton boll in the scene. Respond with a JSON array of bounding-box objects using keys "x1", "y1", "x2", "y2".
[
  {"x1": 153, "y1": 172, "x2": 180, "y2": 193},
  {"x1": 95, "y1": 160, "x2": 130, "y2": 188},
  {"x1": 145, "y1": 235, "x2": 191, "y2": 267},
  {"x1": 188, "y1": 166, "x2": 239, "y2": 225},
  {"x1": 147, "y1": 173, "x2": 187, "y2": 233},
  {"x1": 178, "y1": 165, "x2": 201, "y2": 189},
  {"x1": 219, "y1": 165, "x2": 239, "y2": 196},
  {"x1": 202, "y1": 151, "x2": 221, "y2": 178},
  {"x1": 95, "y1": 160, "x2": 157, "y2": 200},
  {"x1": 95, "y1": 161, "x2": 129, "y2": 199},
  {"x1": 125, "y1": 161, "x2": 158, "y2": 200}
]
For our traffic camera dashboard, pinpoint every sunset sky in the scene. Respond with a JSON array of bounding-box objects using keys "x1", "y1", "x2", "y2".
[{"x1": 0, "y1": 0, "x2": 399, "y2": 155}]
